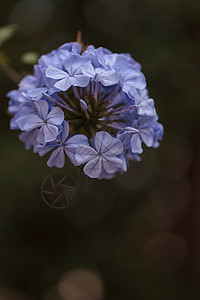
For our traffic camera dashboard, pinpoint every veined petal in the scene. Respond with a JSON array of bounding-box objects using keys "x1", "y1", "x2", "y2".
[
  {"x1": 95, "y1": 131, "x2": 113, "y2": 153},
  {"x1": 43, "y1": 124, "x2": 58, "y2": 142},
  {"x1": 47, "y1": 107, "x2": 64, "y2": 125},
  {"x1": 23, "y1": 114, "x2": 43, "y2": 131},
  {"x1": 102, "y1": 155, "x2": 123, "y2": 173},
  {"x1": 103, "y1": 138, "x2": 123, "y2": 156},
  {"x1": 131, "y1": 134, "x2": 143, "y2": 154},
  {"x1": 35, "y1": 100, "x2": 49, "y2": 120},
  {"x1": 96, "y1": 68, "x2": 119, "y2": 86},
  {"x1": 60, "y1": 120, "x2": 69, "y2": 143},
  {"x1": 140, "y1": 127, "x2": 154, "y2": 147},
  {"x1": 46, "y1": 66, "x2": 68, "y2": 79},
  {"x1": 37, "y1": 143, "x2": 57, "y2": 156},
  {"x1": 83, "y1": 156, "x2": 102, "y2": 178},
  {"x1": 66, "y1": 134, "x2": 88, "y2": 146},
  {"x1": 70, "y1": 55, "x2": 89, "y2": 74},
  {"x1": 27, "y1": 87, "x2": 47, "y2": 100},
  {"x1": 73, "y1": 75, "x2": 90, "y2": 87},
  {"x1": 75, "y1": 145, "x2": 97, "y2": 164},
  {"x1": 80, "y1": 62, "x2": 95, "y2": 77},
  {"x1": 64, "y1": 134, "x2": 89, "y2": 166},
  {"x1": 47, "y1": 147, "x2": 65, "y2": 168},
  {"x1": 54, "y1": 77, "x2": 74, "y2": 91}
]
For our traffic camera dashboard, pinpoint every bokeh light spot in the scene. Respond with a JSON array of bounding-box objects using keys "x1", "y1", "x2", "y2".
[{"x1": 58, "y1": 268, "x2": 104, "y2": 300}]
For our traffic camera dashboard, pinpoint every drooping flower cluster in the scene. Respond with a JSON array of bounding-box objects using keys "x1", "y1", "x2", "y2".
[{"x1": 7, "y1": 39, "x2": 164, "y2": 179}]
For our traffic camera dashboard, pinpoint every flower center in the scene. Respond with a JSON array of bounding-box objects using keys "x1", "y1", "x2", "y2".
[{"x1": 56, "y1": 82, "x2": 125, "y2": 138}]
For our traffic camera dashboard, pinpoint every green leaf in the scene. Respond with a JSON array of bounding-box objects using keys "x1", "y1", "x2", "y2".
[
  {"x1": 21, "y1": 52, "x2": 40, "y2": 65},
  {"x1": 0, "y1": 24, "x2": 18, "y2": 48}
]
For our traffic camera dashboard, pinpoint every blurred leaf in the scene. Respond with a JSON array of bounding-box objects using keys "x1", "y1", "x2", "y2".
[
  {"x1": 0, "y1": 51, "x2": 9, "y2": 66},
  {"x1": 0, "y1": 24, "x2": 18, "y2": 48},
  {"x1": 21, "y1": 51, "x2": 40, "y2": 65}
]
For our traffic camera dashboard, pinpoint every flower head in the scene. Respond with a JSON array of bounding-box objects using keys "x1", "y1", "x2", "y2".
[{"x1": 7, "y1": 34, "x2": 164, "y2": 179}]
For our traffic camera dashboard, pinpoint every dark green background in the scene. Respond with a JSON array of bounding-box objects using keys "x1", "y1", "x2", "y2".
[{"x1": 0, "y1": 0, "x2": 200, "y2": 299}]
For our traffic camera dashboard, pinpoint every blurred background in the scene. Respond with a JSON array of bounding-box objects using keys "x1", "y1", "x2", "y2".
[{"x1": 0, "y1": 0, "x2": 200, "y2": 299}]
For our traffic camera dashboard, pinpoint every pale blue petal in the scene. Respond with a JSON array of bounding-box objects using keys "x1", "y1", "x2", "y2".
[
  {"x1": 102, "y1": 138, "x2": 123, "y2": 156},
  {"x1": 47, "y1": 147, "x2": 65, "y2": 168},
  {"x1": 65, "y1": 134, "x2": 89, "y2": 165},
  {"x1": 102, "y1": 156, "x2": 123, "y2": 173},
  {"x1": 75, "y1": 145, "x2": 97, "y2": 164},
  {"x1": 23, "y1": 114, "x2": 43, "y2": 131},
  {"x1": 131, "y1": 134, "x2": 143, "y2": 154},
  {"x1": 46, "y1": 66, "x2": 68, "y2": 79},
  {"x1": 43, "y1": 124, "x2": 58, "y2": 142},
  {"x1": 83, "y1": 156, "x2": 102, "y2": 178},
  {"x1": 37, "y1": 143, "x2": 57, "y2": 156},
  {"x1": 80, "y1": 62, "x2": 95, "y2": 77},
  {"x1": 27, "y1": 87, "x2": 47, "y2": 100},
  {"x1": 60, "y1": 120, "x2": 69, "y2": 143},
  {"x1": 54, "y1": 76, "x2": 74, "y2": 91},
  {"x1": 96, "y1": 68, "x2": 119, "y2": 86},
  {"x1": 66, "y1": 134, "x2": 88, "y2": 146},
  {"x1": 47, "y1": 107, "x2": 64, "y2": 125},
  {"x1": 95, "y1": 131, "x2": 113, "y2": 153},
  {"x1": 73, "y1": 75, "x2": 90, "y2": 87},
  {"x1": 140, "y1": 127, "x2": 154, "y2": 147},
  {"x1": 35, "y1": 100, "x2": 49, "y2": 120}
]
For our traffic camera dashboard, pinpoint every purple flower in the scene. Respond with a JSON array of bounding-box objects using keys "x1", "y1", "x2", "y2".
[
  {"x1": 37, "y1": 121, "x2": 88, "y2": 167},
  {"x1": 22, "y1": 100, "x2": 64, "y2": 143},
  {"x1": 7, "y1": 39, "x2": 164, "y2": 180},
  {"x1": 46, "y1": 54, "x2": 94, "y2": 91},
  {"x1": 75, "y1": 131, "x2": 124, "y2": 178}
]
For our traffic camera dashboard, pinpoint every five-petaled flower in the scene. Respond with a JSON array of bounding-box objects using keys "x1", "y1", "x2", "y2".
[
  {"x1": 75, "y1": 131, "x2": 124, "y2": 178},
  {"x1": 37, "y1": 120, "x2": 88, "y2": 168},
  {"x1": 21, "y1": 100, "x2": 64, "y2": 144}
]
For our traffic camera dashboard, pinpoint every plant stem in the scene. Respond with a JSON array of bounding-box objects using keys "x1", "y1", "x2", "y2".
[{"x1": 0, "y1": 63, "x2": 21, "y2": 84}]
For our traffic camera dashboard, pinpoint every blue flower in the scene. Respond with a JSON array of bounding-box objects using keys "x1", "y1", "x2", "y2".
[
  {"x1": 75, "y1": 131, "x2": 124, "y2": 178},
  {"x1": 7, "y1": 38, "x2": 164, "y2": 179},
  {"x1": 22, "y1": 100, "x2": 64, "y2": 143},
  {"x1": 46, "y1": 54, "x2": 94, "y2": 91},
  {"x1": 37, "y1": 121, "x2": 88, "y2": 168}
]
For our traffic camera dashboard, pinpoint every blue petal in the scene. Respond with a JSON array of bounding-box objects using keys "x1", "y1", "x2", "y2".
[
  {"x1": 103, "y1": 138, "x2": 123, "y2": 156},
  {"x1": 47, "y1": 106, "x2": 64, "y2": 125},
  {"x1": 131, "y1": 134, "x2": 143, "y2": 154},
  {"x1": 54, "y1": 76, "x2": 74, "y2": 91},
  {"x1": 75, "y1": 145, "x2": 97, "y2": 164},
  {"x1": 47, "y1": 147, "x2": 65, "y2": 168},
  {"x1": 37, "y1": 143, "x2": 57, "y2": 156},
  {"x1": 73, "y1": 75, "x2": 90, "y2": 87},
  {"x1": 35, "y1": 100, "x2": 49, "y2": 120},
  {"x1": 65, "y1": 134, "x2": 89, "y2": 166},
  {"x1": 95, "y1": 68, "x2": 119, "y2": 86},
  {"x1": 94, "y1": 131, "x2": 113, "y2": 153},
  {"x1": 80, "y1": 62, "x2": 95, "y2": 77},
  {"x1": 60, "y1": 120, "x2": 69, "y2": 143},
  {"x1": 23, "y1": 114, "x2": 43, "y2": 131},
  {"x1": 140, "y1": 127, "x2": 154, "y2": 147},
  {"x1": 46, "y1": 66, "x2": 67, "y2": 79},
  {"x1": 83, "y1": 156, "x2": 102, "y2": 178},
  {"x1": 102, "y1": 155, "x2": 123, "y2": 173},
  {"x1": 43, "y1": 124, "x2": 58, "y2": 143}
]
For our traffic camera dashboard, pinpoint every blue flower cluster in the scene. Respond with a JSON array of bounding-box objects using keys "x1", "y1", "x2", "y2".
[{"x1": 7, "y1": 41, "x2": 164, "y2": 179}]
